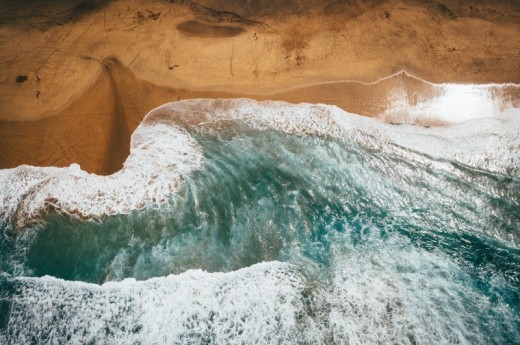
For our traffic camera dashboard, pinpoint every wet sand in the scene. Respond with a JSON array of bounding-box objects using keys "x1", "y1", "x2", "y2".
[{"x1": 0, "y1": 0, "x2": 519, "y2": 174}]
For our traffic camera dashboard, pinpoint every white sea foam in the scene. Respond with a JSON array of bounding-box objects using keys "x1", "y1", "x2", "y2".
[
  {"x1": 1, "y1": 96, "x2": 519, "y2": 343},
  {"x1": 319, "y1": 234, "x2": 518, "y2": 344},
  {"x1": 0, "y1": 118, "x2": 204, "y2": 230},
  {"x1": 171, "y1": 99, "x2": 520, "y2": 176},
  {"x1": 382, "y1": 83, "x2": 518, "y2": 124},
  {"x1": 1, "y1": 98, "x2": 519, "y2": 230},
  {"x1": 3, "y1": 262, "x2": 307, "y2": 344},
  {"x1": 2, "y1": 240, "x2": 517, "y2": 344},
  {"x1": 377, "y1": 72, "x2": 520, "y2": 125}
]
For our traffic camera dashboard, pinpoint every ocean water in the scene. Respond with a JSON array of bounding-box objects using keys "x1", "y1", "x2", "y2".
[{"x1": 0, "y1": 99, "x2": 519, "y2": 344}]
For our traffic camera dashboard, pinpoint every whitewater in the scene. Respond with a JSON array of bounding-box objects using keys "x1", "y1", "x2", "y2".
[{"x1": 0, "y1": 91, "x2": 519, "y2": 343}]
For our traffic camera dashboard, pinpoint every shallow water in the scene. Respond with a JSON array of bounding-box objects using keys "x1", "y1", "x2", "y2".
[{"x1": 1, "y1": 102, "x2": 519, "y2": 344}]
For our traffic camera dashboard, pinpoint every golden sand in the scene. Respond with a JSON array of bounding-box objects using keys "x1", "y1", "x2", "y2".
[{"x1": 1, "y1": 0, "x2": 519, "y2": 174}]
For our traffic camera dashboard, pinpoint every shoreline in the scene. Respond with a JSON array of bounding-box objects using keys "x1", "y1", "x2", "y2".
[
  {"x1": 2, "y1": 99, "x2": 519, "y2": 231},
  {"x1": 1, "y1": 60, "x2": 519, "y2": 175},
  {"x1": 1, "y1": 0, "x2": 519, "y2": 174}
]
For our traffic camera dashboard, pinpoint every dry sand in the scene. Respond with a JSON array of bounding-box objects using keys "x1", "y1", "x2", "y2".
[{"x1": 0, "y1": 0, "x2": 519, "y2": 174}]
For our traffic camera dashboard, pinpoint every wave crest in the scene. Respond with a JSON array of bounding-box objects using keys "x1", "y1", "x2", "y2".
[{"x1": 1, "y1": 99, "x2": 519, "y2": 230}]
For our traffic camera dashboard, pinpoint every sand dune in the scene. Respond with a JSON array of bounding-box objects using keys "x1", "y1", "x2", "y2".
[{"x1": 0, "y1": 0, "x2": 519, "y2": 174}]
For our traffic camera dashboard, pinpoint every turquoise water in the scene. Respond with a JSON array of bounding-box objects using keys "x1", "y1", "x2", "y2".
[{"x1": 1, "y1": 122, "x2": 519, "y2": 344}]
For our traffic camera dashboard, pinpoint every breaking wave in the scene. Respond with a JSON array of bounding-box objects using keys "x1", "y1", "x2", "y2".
[
  {"x1": 1, "y1": 99, "x2": 519, "y2": 230},
  {"x1": 1, "y1": 97, "x2": 519, "y2": 344}
]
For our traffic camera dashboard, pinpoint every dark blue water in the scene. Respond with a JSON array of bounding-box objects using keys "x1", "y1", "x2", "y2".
[{"x1": 1, "y1": 123, "x2": 519, "y2": 344}]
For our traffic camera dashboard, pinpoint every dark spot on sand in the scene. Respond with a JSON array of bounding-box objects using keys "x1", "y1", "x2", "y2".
[
  {"x1": 176, "y1": 20, "x2": 244, "y2": 38},
  {"x1": 134, "y1": 10, "x2": 161, "y2": 25},
  {"x1": 148, "y1": 10, "x2": 161, "y2": 21},
  {"x1": 472, "y1": 58, "x2": 485, "y2": 72},
  {"x1": 438, "y1": 3, "x2": 456, "y2": 19},
  {"x1": 282, "y1": 38, "x2": 307, "y2": 52},
  {"x1": 134, "y1": 11, "x2": 145, "y2": 24},
  {"x1": 16, "y1": 75, "x2": 28, "y2": 83},
  {"x1": 187, "y1": 2, "x2": 262, "y2": 26}
]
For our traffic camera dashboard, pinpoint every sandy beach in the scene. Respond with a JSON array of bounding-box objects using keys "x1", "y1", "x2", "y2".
[
  {"x1": 2, "y1": 3, "x2": 520, "y2": 341},
  {"x1": 1, "y1": 0, "x2": 519, "y2": 174}
]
